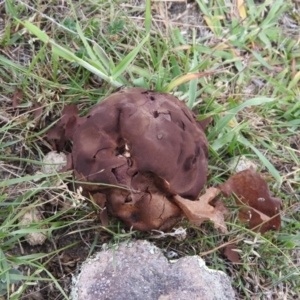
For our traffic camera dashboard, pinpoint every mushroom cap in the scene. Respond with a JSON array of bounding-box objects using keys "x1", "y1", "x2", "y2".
[
  {"x1": 73, "y1": 88, "x2": 208, "y2": 196},
  {"x1": 50, "y1": 88, "x2": 209, "y2": 231}
]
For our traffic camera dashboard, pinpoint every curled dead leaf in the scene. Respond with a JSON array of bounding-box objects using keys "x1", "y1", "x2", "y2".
[
  {"x1": 173, "y1": 187, "x2": 228, "y2": 233},
  {"x1": 12, "y1": 88, "x2": 23, "y2": 108},
  {"x1": 224, "y1": 243, "x2": 241, "y2": 263},
  {"x1": 33, "y1": 102, "x2": 44, "y2": 127},
  {"x1": 219, "y1": 168, "x2": 282, "y2": 233}
]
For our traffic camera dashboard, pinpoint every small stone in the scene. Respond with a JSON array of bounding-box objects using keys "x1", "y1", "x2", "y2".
[
  {"x1": 228, "y1": 155, "x2": 258, "y2": 173},
  {"x1": 18, "y1": 208, "x2": 47, "y2": 245},
  {"x1": 42, "y1": 151, "x2": 67, "y2": 174},
  {"x1": 70, "y1": 240, "x2": 235, "y2": 300},
  {"x1": 165, "y1": 251, "x2": 178, "y2": 259}
]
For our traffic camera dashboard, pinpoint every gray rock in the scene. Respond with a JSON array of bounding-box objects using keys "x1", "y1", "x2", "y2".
[{"x1": 71, "y1": 240, "x2": 235, "y2": 300}]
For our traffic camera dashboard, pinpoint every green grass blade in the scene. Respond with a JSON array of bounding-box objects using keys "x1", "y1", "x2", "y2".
[
  {"x1": 251, "y1": 50, "x2": 273, "y2": 70},
  {"x1": 145, "y1": 0, "x2": 151, "y2": 34},
  {"x1": 93, "y1": 42, "x2": 111, "y2": 72},
  {"x1": 112, "y1": 35, "x2": 149, "y2": 80},
  {"x1": 208, "y1": 97, "x2": 276, "y2": 140},
  {"x1": 261, "y1": 0, "x2": 284, "y2": 26},
  {"x1": 187, "y1": 50, "x2": 198, "y2": 108},
  {"x1": 76, "y1": 23, "x2": 108, "y2": 74},
  {"x1": 0, "y1": 173, "x2": 60, "y2": 188},
  {"x1": 22, "y1": 20, "x2": 122, "y2": 87},
  {"x1": 238, "y1": 136, "x2": 282, "y2": 182},
  {"x1": 5, "y1": 0, "x2": 17, "y2": 17},
  {"x1": 195, "y1": 0, "x2": 210, "y2": 16},
  {"x1": 0, "y1": 54, "x2": 27, "y2": 72},
  {"x1": 76, "y1": 22, "x2": 98, "y2": 62},
  {"x1": 23, "y1": 21, "x2": 48, "y2": 42}
]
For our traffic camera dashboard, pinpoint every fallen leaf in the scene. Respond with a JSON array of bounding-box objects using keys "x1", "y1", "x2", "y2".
[
  {"x1": 219, "y1": 168, "x2": 282, "y2": 233},
  {"x1": 12, "y1": 88, "x2": 23, "y2": 108},
  {"x1": 33, "y1": 102, "x2": 43, "y2": 127},
  {"x1": 224, "y1": 243, "x2": 241, "y2": 263},
  {"x1": 173, "y1": 187, "x2": 228, "y2": 233}
]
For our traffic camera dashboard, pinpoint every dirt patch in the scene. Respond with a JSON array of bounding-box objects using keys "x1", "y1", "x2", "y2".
[{"x1": 8, "y1": 226, "x2": 109, "y2": 300}]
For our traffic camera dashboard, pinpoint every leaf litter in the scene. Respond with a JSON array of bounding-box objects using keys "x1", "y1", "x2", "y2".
[
  {"x1": 47, "y1": 88, "x2": 282, "y2": 235},
  {"x1": 11, "y1": 88, "x2": 23, "y2": 108},
  {"x1": 219, "y1": 168, "x2": 282, "y2": 234},
  {"x1": 224, "y1": 243, "x2": 241, "y2": 264}
]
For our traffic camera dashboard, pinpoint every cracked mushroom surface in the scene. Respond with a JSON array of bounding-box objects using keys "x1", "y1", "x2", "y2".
[{"x1": 48, "y1": 88, "x2": 209, "y2": 231}]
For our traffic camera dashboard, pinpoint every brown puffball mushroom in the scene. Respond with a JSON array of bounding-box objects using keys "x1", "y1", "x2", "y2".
[{"x1": 47, "y1": 88, "x2": 209, "y2": 231}]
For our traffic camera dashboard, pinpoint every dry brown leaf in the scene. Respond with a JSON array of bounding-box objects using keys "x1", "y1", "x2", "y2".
[
  {"x1": 173, "y1": 187, "x2": 228, "y2": 233},
  {"x1": 219, "y1": 167, "x2": 282, "y2": 233},
  {"x1": 33, "y1": 102, "x2": 43, "y2": 127},
  {"x1": 12, "y1": 88, "x2": 23, "y2": 108},
  {"x1": 224, "y1": 244, "x2": 241, "y2": 263}
]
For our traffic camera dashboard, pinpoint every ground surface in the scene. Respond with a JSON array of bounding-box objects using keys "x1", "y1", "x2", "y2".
[{"x1": 0, "y1": 0, "x2": 300, "y2": 299}]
